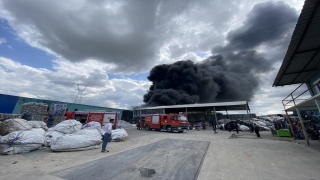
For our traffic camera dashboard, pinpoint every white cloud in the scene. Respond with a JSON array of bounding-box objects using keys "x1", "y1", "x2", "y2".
[
  {"x1": 0, "y1": 57, "x2": 150, "y2": 109},
  {"x1": 0, "y1": 38, "x2": 6, "y2": 44}
]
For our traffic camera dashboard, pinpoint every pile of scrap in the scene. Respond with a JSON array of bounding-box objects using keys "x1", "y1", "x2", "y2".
[
  {"x1": 117, "y1": 120, "x2": 134, "y2": 128},
  {"x1": 0, "y1": 113, "x2": 21, "y2": 121},
  {"x1": 21, "y1": 102, "x2": 48, "y2": 121},
  {"x1": 47, "y1": 104, "x2": 67, "y2": 127}
]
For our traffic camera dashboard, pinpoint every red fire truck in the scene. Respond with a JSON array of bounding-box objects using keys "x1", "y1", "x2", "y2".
[
  {"x1": 65, "y1": 111, "x2": 118, "y2": 129},
  {"x1": 142, "y1": 114, "x2": 189, "y2": 133}
]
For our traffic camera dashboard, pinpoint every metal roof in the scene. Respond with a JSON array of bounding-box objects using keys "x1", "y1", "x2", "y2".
[
  {"x1": 273, "y1": 0, "x2": 320, "y2": 87},
  {"x1": 285, "y1": 93, "x2": 320, "y2": 111},
  {"x1": 135, "y1": 101, "x2": 249, "y2": 112}
]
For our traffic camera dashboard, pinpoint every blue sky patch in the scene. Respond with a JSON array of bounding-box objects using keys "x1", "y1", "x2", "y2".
[
  {"x1": 108, "y1": 72, "x2": 149, "y2": 81},
  {"x1": 196, "y1": 52, "x2": 209, "y2": 58},
  {"x1": 0, "y1": 19, "x2": 56, "y2": 70}
]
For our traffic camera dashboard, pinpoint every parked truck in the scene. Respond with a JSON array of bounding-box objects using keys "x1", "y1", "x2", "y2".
[
  {"x1": 142, "y1": 114, "x2": 189, "y2": 133},
  {"x1": 65, "y1": 110, "x2": 118, "y2": 129}
]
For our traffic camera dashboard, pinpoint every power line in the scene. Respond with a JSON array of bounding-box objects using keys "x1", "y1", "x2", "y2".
[{"x1": 73, "y1": 81, "x2": 89, "y2": 104}]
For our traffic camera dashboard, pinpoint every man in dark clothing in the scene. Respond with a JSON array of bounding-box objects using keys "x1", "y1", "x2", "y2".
[
  {"x1": 254, "y1": 123, "x2": 260, "y2": 137},
  {"x1": 234, "y1": 122, "x2": 239, "y2": 134},
  {"x1": 212, "y1": 121, "x2": 218, "y2": 134},
  {"x1": 136, "y1": 121, "x2": 141, "y2": 130},
  {"x1": 227, "y1": 124, "x2": 231, "y2": 132},
  {"x1": 202, "y1": 121, "x2": 206, "y2": 130},
  {"x1": 249, "y1": 124, "x2": 253, "y2": 133}
]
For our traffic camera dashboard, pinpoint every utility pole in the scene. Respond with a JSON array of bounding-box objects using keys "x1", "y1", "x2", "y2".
[{"x1": 73, "y1": 81, "x2": 89, "y2": 104}]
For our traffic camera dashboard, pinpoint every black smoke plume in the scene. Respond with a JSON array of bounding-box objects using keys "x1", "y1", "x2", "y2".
[{"x1": 143, "y1": 50, "x2": 272, "y2": 106}]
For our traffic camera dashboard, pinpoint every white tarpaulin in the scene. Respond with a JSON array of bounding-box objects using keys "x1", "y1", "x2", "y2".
[
  {"x1": 0, "y1": 128, "x2": 45, "y2": 155},
  {"x1": 50, "y1": 134, "x2": 102, "y2": 151},
  {"x1": 0, "y1": 118, "x2": 32, "y2": 136},
  {"x1": 53, "y1": 120, "x2": 82, "y2": 134}
]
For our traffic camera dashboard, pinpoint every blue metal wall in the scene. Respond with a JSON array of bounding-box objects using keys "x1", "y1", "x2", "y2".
[{"x1": 0, "y1": 94, "x2": 19, "y2": 113}]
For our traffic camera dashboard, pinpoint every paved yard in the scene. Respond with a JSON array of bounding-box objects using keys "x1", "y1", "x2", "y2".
[{"x1": 0, "y1": 128, "x2": 319, "y2": 180}]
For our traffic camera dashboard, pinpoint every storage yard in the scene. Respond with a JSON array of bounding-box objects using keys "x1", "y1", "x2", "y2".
[
  {"x1": 1, "y1": 1, "x2": 320, "y2": 179},
  {"x1": 1, "y1": 126, "x2": 320, "y2": 180},
  {"x1": 0, "y1": 100, "x2": 320, "y2": 180}
]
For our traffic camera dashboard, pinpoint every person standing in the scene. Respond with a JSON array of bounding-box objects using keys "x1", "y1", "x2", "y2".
[
  {"x1": 101, "y1": 119, "x2": 114, "y2": 152},
  {"x1": 212, "y1": 121, "x2": 218, "y2": 134},
  {"x1": 136, "y1": 120, "x2": 141, "y2": 130},
  {"x1": 254, "y1": 123, "x2": 260, "y2": 138},
  {"x1": 227, "y1": 124, "x2": 231, "y2": 132},
  {"x1": 234, "y1": 122, "x2": 239, "y2": 134},
  {"x1": 249, "y1": 123, "x2": 253, "y2": 133}
]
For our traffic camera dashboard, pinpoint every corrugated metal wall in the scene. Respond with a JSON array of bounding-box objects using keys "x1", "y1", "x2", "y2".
[{"x1": 0, "y1": 94, "x2": 125, "y2": 119}]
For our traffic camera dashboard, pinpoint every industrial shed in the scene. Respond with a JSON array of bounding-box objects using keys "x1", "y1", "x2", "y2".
[{"x1": 134, "y1": 101, "x2": 252, "y2": 123}]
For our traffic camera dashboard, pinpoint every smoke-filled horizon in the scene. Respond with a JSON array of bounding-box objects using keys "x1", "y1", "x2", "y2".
[{"x1": 143, "y1": 50, "x2": 273, "y2": 106}]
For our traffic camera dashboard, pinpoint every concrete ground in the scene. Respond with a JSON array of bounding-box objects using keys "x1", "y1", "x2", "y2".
[{"x1": 0, "y1": 128, "x2": 320, "y2": 180}]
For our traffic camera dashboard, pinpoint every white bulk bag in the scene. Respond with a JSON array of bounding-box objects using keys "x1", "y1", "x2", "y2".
[
  {"x1": 0, "y1": 128, "x2": 45, "y2": 155},
  {"x1": 28, "y1": 121, "x2": 48, "y2": 130},
  {"x1": 0, "y1": 118, "x2": 32, "y2": 136},
  {"x1": 73, "y1": 129, "x2": 101, "y2": 139},
  {"x1": 53, "y1": 120, "x2": 82, "y2": 134},
  {"x1": 50, "y1": 134, "x2": 102, "y2": 151},
  {"x1": 82, "y1": 122, "x2": 104, "y2": 135},
  {"x1": 44, "y1": 130, "x2": 65, "y2": 147},
  {"x1": 111, "y1": 129, "x2": 128, "y2": 140}
]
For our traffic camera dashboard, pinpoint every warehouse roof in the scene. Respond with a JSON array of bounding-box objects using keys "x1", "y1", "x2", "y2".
[
  {"x1": 273, "y1": 0, "x2": 320, "y2": 87},
  {"x1": 135, "y1": 101, "x2": 250, "y2": 112}
]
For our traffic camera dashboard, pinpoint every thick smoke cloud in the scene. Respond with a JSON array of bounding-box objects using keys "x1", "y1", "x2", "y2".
[
  {"x1": 213, "y1": 1, "x2": 298, "y2": 53},
  {"x1": 144, "y1": 50, "x2": 272, "y2": 106}
]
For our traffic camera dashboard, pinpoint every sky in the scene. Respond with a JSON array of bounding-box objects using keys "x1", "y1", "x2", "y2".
[{"x1": 0, "y1": 0, "x2": 308, "y2": 116}]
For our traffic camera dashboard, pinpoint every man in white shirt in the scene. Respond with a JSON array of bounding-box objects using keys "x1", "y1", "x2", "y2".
[{"x1": 101, "y1": 119, "x2": 114, "y2": 152}]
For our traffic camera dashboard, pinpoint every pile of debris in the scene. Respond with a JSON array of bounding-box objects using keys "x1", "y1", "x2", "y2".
[
  {"x1": 47, "y1": 104, "x2": 67, "y2": 127},
  {"x1": 117, "y1": 120, "x2": 135, "y2": 128}
]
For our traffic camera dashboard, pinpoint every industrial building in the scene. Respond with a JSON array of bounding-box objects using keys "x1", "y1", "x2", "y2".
[{"x1": 0, "y1": 93, "x2": 133, "y2": 120}]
